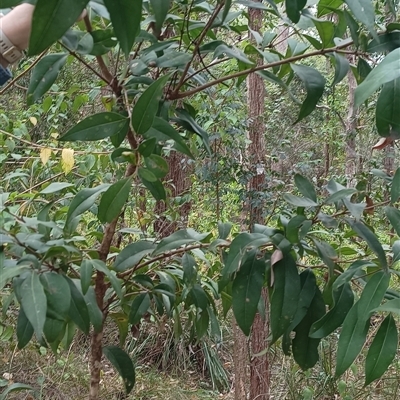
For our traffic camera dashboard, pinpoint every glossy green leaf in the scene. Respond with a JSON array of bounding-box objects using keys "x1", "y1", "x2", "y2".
[
  {"x1": 270, "y1": 255, "x2": 301, "y2": 344},
  {"x1": 386, "y1": 206, "x2": 400, "y2": 237},
  {"x1": 113, "y1": 241, "x2": 155, "y2": 272},
  {"x1": 103, "y1": 346, "x2": 135, "y2": 394},
  {"x1": 330, "y1": 53, "x2": 350, "y2": 86},
  {"x1": 287, "y1": 269, "x2": 317, "y2": 331},
  {"x1": 40, "y1": 272, "x2": 71, "y2": 317},
  {"x1": 218, "y1": 222, "x2": 232, "y2": 240},
  {"x1": 60, "y1": 112, "x2": 129, "y2": 142},
  {"x1": 336, "y1": 271, "x2": 390, "y2": 376},
  {"x1": 29, "y1": 0, "x2": 89, "y2": 55},
  {"x1": 187, "y1": 284, "x2": 209, "y2": 311},
  {"x1": 0, "y1": 266, "x2": 28, "y2": 291},
  {"x1": 140, "y1": 177, "x2": 166, "y2": 201},
  {"x1": 324, "y1": 188, "x2": 357, "y2": 204},
  {"x1": 80, "y1": 260, "x2": 93, "y2": 295},
  {"x1": 285, "y1": 0, "x2": 307, "y2": 23},
  {"x1": 333, "y1": 260, "x2": 375, "y2": 291},
  {"x1": 84, "y1": 286, "x2": 103, "y2": 333},
  {"x1": 310, "y1": 283, "x2": 354, "y2": 338},
  {"x1": 232, "y1": 251, "x2": 265, "y2": 336},
  {"x1": 103, "y1": 0, "x2": 142, "y2": 57},
  {"x1": 291, "y1": 64, "x2": 326, "y2": 123},
  {"x1": 64, "y1": 277, "x2": 90, "y2": 334},
  {"x1": 175, "y1": 108, "x2": 211, "y2": 155},
  {"x1": 44, "y1": 317, "x2": 65, "y2": 343},
  {"x1": 195, "y1": 309, "x2": 209, "y2": 339},
  {"x1": 152, "y1": 117, "x2": 193, "y2": 158},
  {"x1": 91, "y1": 260, "x2": 122, "y2": 300},
  {"x1": 344, "y1": 0, "x2": 375, "y2": 38},
  {"x1": 131, "y1": 74, "x2": 170, "y2": 135},
  {"x1": 355, "y1": 48, "x2": 400, "y2": 107},
  {"x1": 286, "y1": 215, "x2": 306, "y2": 244},
  {"x1": 365, "y1": 314, "x2": 398, "y2": 386},
  {"x1": 27, "y1": 54, "x2": 67, "y2": 105},
  {"x1": 138, "y1": 138, "x2": 156, "y2": 157},
  {"x1": 336, "y1": 303, "x2": 370, "y2": 377},
  {"x1": 367, "y1": 32, "x2": 400, "y2": 53},
  {"x1": 313, "y1": 19, "x2": 335, "y2": 48},
  {"x1": 182, "y1": 253, "x2": 197, "y2": 285},
  {"x1": 144, "y1": 155, "x2": 169, "y2": 179},
  {"x1": 152, "y1": 228, "x2": 209, "y2": 256},
  {"x1": 391, "y1": 168, "x2": 400, "y2": 204},
  {"x1": 376, "y1": 78, "x2": 400, "y2": 137},
  {"x1": 349, "y1": 221, "x2": 387, "y2": 271},
  {"x1": 40, "y1": 182, "x2": 74, "y2": 194},
  {"x1": 64, "y1": 184, "x2": 109, "y2": 235},
  {"x1": 283, "y1": 193, "x2": 318, "y2": 207},
  {"x1": 149, "y1": 0, "x2": 171, "y2": 36},
  {"x1": 98, "y1": 177, "x2": 132, "y2": 223},
  {"x1": 317, "y1": 0, "x2": 342, "y2": 17},
  {"x1": 222, "y1": 233, "x2": 271, "y2": 279},
  {"x1": 129, "y1": 293, "x2": 150, "y2": 325},
  {"x1": 16, "y1": 308, "x2": 34, "y2": 349},
  {"x1": 294, "y1": 174, "x2": 317, "y2": 202},
  {"x1": 373, "y1": 298, "x2": 400, "y2": 314},
  {"x1": 292, "y1": 284, "x2": 325, "y2": 370},
  {"x1": 20, "y1": 271, "x2": 47, "y2": 340}
]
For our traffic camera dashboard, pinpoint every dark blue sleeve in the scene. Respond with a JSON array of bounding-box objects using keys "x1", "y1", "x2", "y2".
[{"x1": 0, "y1": 64, "x2": 12, "y2": 86}]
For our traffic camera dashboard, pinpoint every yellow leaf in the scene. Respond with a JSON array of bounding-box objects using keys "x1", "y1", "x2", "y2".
[
  {"x1": 40, "y1": 148, "x2": 52, "y2": 165},
  {"x1": 61, "y1": 148, "x2": 75, "y2": 174},
  {"x1": 29, "y1": 116, "x2": 37, "y2": 126}
]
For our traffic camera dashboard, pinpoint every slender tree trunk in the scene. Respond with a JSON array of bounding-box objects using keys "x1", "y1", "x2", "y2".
[
  {"x1": 233, "y1": 322, "x2": 248, "y2": 400},
  {"x1": 345, "y1": 57, "x2": 358, "y2": 188}
]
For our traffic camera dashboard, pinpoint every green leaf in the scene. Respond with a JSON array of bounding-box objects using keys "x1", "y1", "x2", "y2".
[
  {"x1": 149, "y1": 0, "x2": 170, "y2": 36},
  {"x1": 291, "y1": 64, "x2": 326, "y2": 123},
  {"x1": 44, "y1": 317, "x2": 65, "y2": 343},
  {"x1": 131, "y1": 74, "x2": 170, "y2": 135},
  {"x1": 40, "y1": 182, "x2": 74, "y2": 194},
  {"x1": 376, "y1": 78, "x2": 400, "y2": 137},
  {"x1": 324, "y1": 188, "x2": 357, "y2": 204},
  {"x1": 343, "y1": 0, "x2": 376, "y2": 38},
  {"x1": 365, "y1": 314, "x2": 398, "y2": 386},
  {"x1": 98, "y1": 177, "x2": 132, "y2": 223},
  {"x1": 232, "y1": 251, "x2": 266, "y2": 336},
  {"x1": 140, "y1": 177, "x2": 166, "y2": 201},
  {"x1": 40, "y1": 272, "x2": 71, "y2": 317},
  {"x1": 187, "y1": 284, "x2": 209, "y2": 311},
  {"x1": 270, "y1": 255, "x2": 301, "y2": 344},
  {"x1": 391, "y1": 168, "x2": 400, "y2": 204},
  {"x1": 386, "y1": 206, "x2": 400, "y2": 237},
  {"x1": 65, "y1": 184, "x2": 109, "y2": 235},
  {"x1": 349, "y1": 221, "x2": 387, "y2": 271},
  {"x1": 152, "y1": 228, "x2": 210, "y2": 256},
  {"x1": 333, "y1": 260, "x2": 375, "y2": 291},
  {"x1": 129, "y1": 293, "x2": 150, "y2": 325},
  {"x1": 60, "y1": 112, "x2": 129, "y2": 142},
  {"x1": 313, "y1": 19, "x2": 335, "y2": 48},
  {"x1": 222, "y1": 233, "x2": 271, "y2": 279},
  {"x1": 28, "y1": 0, "x2": 89, "y2": 55},
  {"x1": 91, "y1": 260, "x2": 122, "y2": 300},
  {"x1": 103, "y1": 346, "x2": 135, "y2": 394},
  {"x1": 292, "y1": 284, "x2": 325, "y2": 370},
  {"x1": 330, "y1": 53, "x2": 350, "y2": 86},
  {"x1": 80, "y1": 260, "x2": 93, "y2": 295},
  {"x1": 195, "y1": 309, "x2": 209, "y2": 339},
  {"x1": 84, "y1": 286, "x2": 103, "y2": 333},
  {"x1": 373, "y1": 298, "x2": 400, "y2": 314},
  {"x1": 152, "y1": 117, "x2": 193, "y2": 158},
  {"x1": 336, "y1": 303, "x2": 370, "y2": 377},
  {"x1": 355, "y1": 48, "x2": 400, "y2": 107},
  {"x1": 0, "y1": 266, "x2": 28, "y2": 291},
  {"x1": 218, "y1": 222, "x2": 232, "y2": 240},
  {"x1": 144, "y1": 155, "x2": 169, "y2": 179},
  {"x1": 16, "y1": 308, "x2": 34, "y2": 349},
  {"x1": 0, "y1": 383, "x2": 34, "y2": 400},
  {"x1": 317, "y1": 0, "x2": 343, "y2": 17},
  {"x1": 336, "y1": 271, "x2": 390, "y2": 376},
  {"x1": 294, "y1": 174, "x2": 317, "y2": 202},
  {"x1": 175, "y1": 108, "x2": 211, "y2": 155},
  {"x1": 285, "y1": 0, "x2": 307, "y2": 23},
  {"x1": 113, "y1": 241, "x2": 155, "y2": 272},
  {"x1": 103, "y1": 0, "x2": 142, "y2": 57},
  {"x1": 310, "y1": 283, "x2": 354, "y2": 338},
  {"x1": 27, "y1": 54, "x2": 68, "y2": 105},
  {"x1": 20, "y1": 271, "x2": 47, "y2": 341},
  {"x1": 367, "y1": 32, "x2": 400, "y2": 53},
  {"x1": 283, "y1": 193, "x2": 318, "y2": 207},
  {"x1": 64, "y1": 277, "x2": 90, "y2": 334}
]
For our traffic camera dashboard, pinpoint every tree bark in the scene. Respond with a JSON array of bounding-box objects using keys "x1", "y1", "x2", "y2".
[{"x1": 345, "y1": 56, "x2": 358, "y2": 188}]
